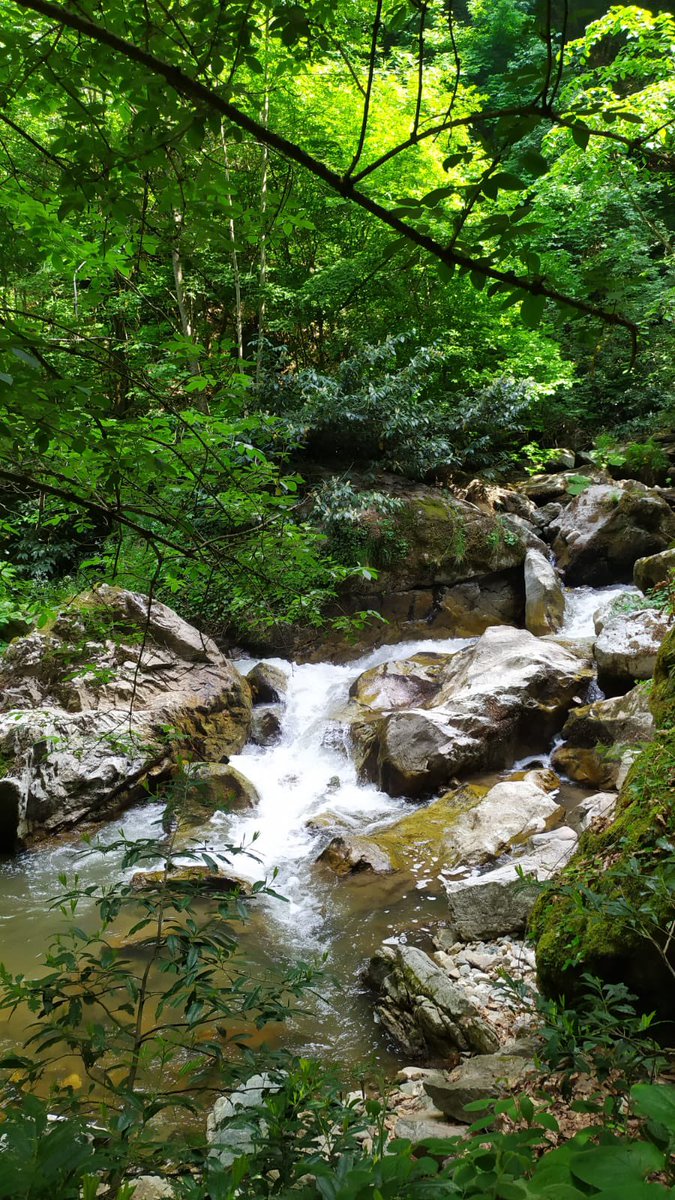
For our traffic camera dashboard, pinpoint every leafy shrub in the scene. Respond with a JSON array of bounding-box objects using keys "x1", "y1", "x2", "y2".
[
  {"x1": 310, "y1": 478, "x2": 408, "y2": 569},
  {"x1": 257, "y1": 338, "x2": 546, "y2": 478}
]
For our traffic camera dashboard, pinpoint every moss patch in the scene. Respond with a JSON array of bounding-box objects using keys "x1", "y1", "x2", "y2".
[{"x1": 532, "y1": 628, "x2": 675, "y2": 1012}]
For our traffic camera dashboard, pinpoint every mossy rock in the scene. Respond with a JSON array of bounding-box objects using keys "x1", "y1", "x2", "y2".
[
  {"x1": 130, "y1": 865, "x2": 253, "y2": 896},
  {"x1": 163, "y1": 763, "x2": 260, "y2": 831},
  {"x1": 532, "y1": 665, "x2": 675, "y2": 1014},
  {"x1": 649, "y1": 626, "x2": 675, "y2": 728}
]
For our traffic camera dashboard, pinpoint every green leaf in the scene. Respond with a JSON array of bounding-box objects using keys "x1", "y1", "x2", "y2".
[
  {"x1": 519, "y1": 150, "x2": 549, "y2": 177},
  {"x1": 490, "y1": 172, "x2": 527, "y2": 191},
  {"x1": 631, "y1": 1084, "x2": 675, "y2": 1133},
  {"x1": 572, "y1": 123, "x2": 591, "y2": 150},
  {"x1": 570, "y1": 1142, "x2": 664, "y2": 1190},
  {"x1": 520, "y1": 292, "x2": 546, "y2": 328}
]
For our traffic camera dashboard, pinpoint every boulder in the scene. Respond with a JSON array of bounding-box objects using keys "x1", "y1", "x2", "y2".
[
  {"x1": 328, "y1": 772, "x2": 564, "y2": 878},
  {"x1": 576, "y1": 792, "x2": 617, "y2": 832},
  {"x1": 316, "y1": 835, "x2": 394, "y2": 876},
  {"x1": 246, "y1": 662, "x2": 289, "y2": 705},
  {"x1": 561, "y1": 684, "x2": 655, "y2": 749},
  {"x1": 520, "y1": 467, "x2": 608, "y2": 504},
  {"x1": 164, "y1": 762, "x2": 260, "y2": 830},
  {"x1": 393, "y1": 1113, "x2": 465, "y2": 1145},
  {"x1": 263, "y1": 473, "x2": 532, "y2": 660},
  {"x1": 350, "y1": 627, "x2": 593, "y2": 798},
  {"x1": 0, "y1": 587, "x2": 251, "y2": 849},
  {"x1": 545, "y1": 449, "x2": 576, "y2": 472},
  {"x1": 594, "y1": 607, "x2": 672, "y2": 688},
  {"x1": 130, "y1": 865, "x2": 253, "y2": 896},
  {"x1": 533, "y1": 626, "x2": 675, "y2": 1015},
  {"x1": 207, "y1": 1073, "x2": 283, "y2": 1168},
  {"x1": 250, "y1": 705, "x2": 283, "y2": 746},
  {"x1": 430, "y1": 571, "x2": 524, "y2": 636},
  {"x1": 634, "y1": 549, "x2": 675, "y2": 594},
  {"x1": 500, "y1": 514, "x2": 550, "y2": 555},
  {"x1": 366, "y1": 943, "x2": 501, "y2": 1060},
  {"x1": 524, "y1": 548, "x2": 565, "y2": 636},
  {"x1": 535, "y1": 502, "x2": 564, "y2": 543},
  {"x1": 552, "y1": 481, "x2": 675, "y2": 586},
  {"x1": 349, "y1": 652, "x2": 445, "y2": 709},
  {"x1": 442, "y1": 826, "x2": 578, "y2": 940},
  {"x1": 422, "y1": 1050, "x2": 537, "y2": 1122},
  {"x1": 551, "y1": 745, "x2": 619, "y2": 789}
]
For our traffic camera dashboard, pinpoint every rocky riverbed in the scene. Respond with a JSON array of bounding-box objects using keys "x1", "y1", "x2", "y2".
[{"x1": 1, "y1": 468, "x2": 674, "y2": 1139}]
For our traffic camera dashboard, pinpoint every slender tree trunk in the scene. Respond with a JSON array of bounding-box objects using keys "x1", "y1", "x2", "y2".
[
  {"x1": 256, "y1": 19, "x2": 270, "y2": 390},
  {"x1": 221, "y1": 127, "x2": 244, "y2": 362},
  {"x1": 171, "y1": 210, "x2": 193, "y2": 343},
  {"x1": 172, "y1": 208, "x2": 207, "y2": 411}
]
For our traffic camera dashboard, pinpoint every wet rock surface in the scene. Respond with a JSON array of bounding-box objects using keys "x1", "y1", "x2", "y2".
[
  {"x1": 524, "y1": 548, "x2": 565, "y2": 636},
  {"x1": 634, "y1": 548, "x2": 675, "y2": 593},
  {"x1": 247, "y1": 662, "x2": 289, "y2": 704},
  {"x1": 552, "y1": 481, "x2": 675, "y2": 586},
  {"x1": 442, "y1": 826, "x2": 578, "y2": 940},
  {"x1": 167, "y1": 762, "x2": 261, "y2": 829},
  {"x1": 561, "y1": 683, "x2": 655, "y2": 748},
  {"x1": 0, "y1": 587, "x2": 251, "y2": 847},
  {"x1": 349, "y1": 627, "x2": 592, "y2": 797},
  {"x1": 316, "y1": 834, "x2": 394, "y2": 876},
  {"x1": 593, "y1": 606, "x2": 672, "y2": 688}
]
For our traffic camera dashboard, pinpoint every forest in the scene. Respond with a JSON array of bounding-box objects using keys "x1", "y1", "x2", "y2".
[{"x1": 0, "y1": 0, "x2": 674, "y2": 1196}]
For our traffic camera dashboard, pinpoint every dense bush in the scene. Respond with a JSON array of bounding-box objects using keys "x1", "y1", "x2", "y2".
[{"x1": 257, "y1": 337, "x2": 552, "y2": 480}]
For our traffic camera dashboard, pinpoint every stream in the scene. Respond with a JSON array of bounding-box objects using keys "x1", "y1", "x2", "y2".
[{"x1": 0, "y1": 584, "x2": 632, "y2": 1073}]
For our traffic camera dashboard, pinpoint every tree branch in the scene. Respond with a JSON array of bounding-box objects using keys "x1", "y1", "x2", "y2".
[
  {"x1": 346, "y1": 0, "x2": 383, "y2": 177},
  {"x1": 8, "y1": 0, "x2": 638, "y2": 348}
]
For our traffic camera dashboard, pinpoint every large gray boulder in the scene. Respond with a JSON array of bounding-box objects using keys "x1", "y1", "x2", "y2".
[
  {"x1": 442, "y1": 826, "x2": 578, "y2": 940},
  {"x1": 339, "y1": 771, "x2": 564, "y2": 877},
  {"x1": 366, "y1": 943, "x2": 500, "y2": 1060},
  {"x1": 634, "y1": 549, "x2": 675, "y2": 594},
  {"x1": 594, "y1": 607, "x2": 672, "y2": 688},
  {"x1": 524, "y1": 548, "x2": 565, "y2": 636},
  {"x1": 0, "y1": 587, "x2": 251, "y2": 848},
  {"x1": 561, "y1": 684, "x2": 655, "y2": 749},
  {"x1": 349, "y1": 627, "x2": 592, "y2": 798},
  {"x1": 552, "y1": 481, "x2": 675, "y2": 585},
  {"x1": 422, "y1": 1049, "x2": 537, "y2": 1122}
]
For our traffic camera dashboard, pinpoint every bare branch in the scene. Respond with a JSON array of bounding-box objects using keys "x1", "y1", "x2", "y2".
[
  {"x1": 346, "y1": 0, "x2": 383, "y2": 177},
  {"x1": 7, "y1": 0, "x2": 639, "y2": 347}
]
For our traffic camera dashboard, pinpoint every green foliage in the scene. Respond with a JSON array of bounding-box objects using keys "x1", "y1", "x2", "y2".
[
  {"x1": 535, "y1": 974, "x2": 666, "y2": 1097},
  {"x1": 532, "y1": 726, "x2": 675, "y2": 1008},
  {"x1": 590, "y1": 436, "x2": 669, "y2": 483},
  {"x1": 1, "y1": 846, "x2": 675, "y2": 1196},
  {"x1": 310, "y1": 479, "x2": 407, "y2": 570},
  {"x1": 0, "y1": 810, "x2": 320, "y2": 1186}
]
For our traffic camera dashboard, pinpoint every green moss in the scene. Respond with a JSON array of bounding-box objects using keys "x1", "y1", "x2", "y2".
[
  {"x1": 649, "y1": 626, "x2": 675, "y2": 728},
  {"x1": 532, "y1": 629, "x2": 675, "y2": 1009}
]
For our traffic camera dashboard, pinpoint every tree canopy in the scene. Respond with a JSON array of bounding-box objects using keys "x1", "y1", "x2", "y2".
[{"x1": 0, "y1": 0, "x2": 673, "y2": 636}]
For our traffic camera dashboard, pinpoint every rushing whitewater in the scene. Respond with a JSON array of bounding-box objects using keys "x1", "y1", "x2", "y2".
[{"x1": 0, "y1": 582, "x2": 635, "y2": 1062}]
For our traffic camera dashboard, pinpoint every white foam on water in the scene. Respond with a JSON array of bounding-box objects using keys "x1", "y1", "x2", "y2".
[
  {"x1": 560, "y1": 583, "x2": 639, "y2": 640},
  {"x1": 215, "y1": 637, "x2": 473, "y2": 947}
]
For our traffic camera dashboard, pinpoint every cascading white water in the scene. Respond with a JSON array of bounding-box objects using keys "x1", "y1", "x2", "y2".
[
  {"x1": 219, "y1": 636, "x2": 473, "y2": 948},
  {"x1": 0, "y1": 580, "x2": 641, "y2": 1063},
  {"x1": 560, "y1": 583, "x2": 638, "y2": 640}
]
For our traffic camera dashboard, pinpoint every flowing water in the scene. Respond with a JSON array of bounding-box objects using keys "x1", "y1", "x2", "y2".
[{"x1": 0, "y1": 583, "x2": 635, "y2": 1071}]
